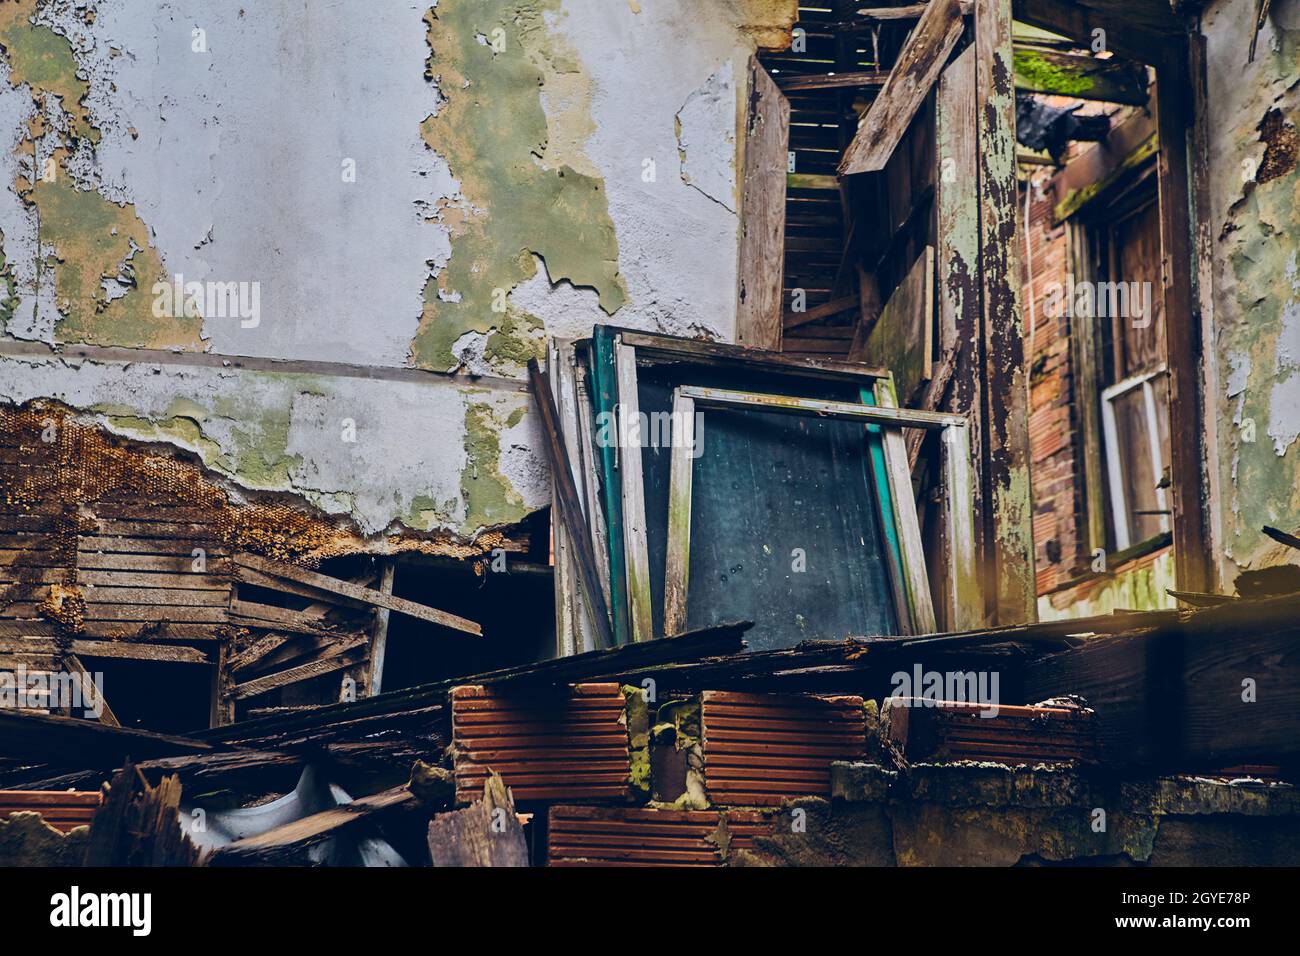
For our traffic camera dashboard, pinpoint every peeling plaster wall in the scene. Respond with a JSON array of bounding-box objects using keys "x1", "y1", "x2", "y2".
[
  {"x1": 0, "y1": 0, "x2": 794, "y2": 538},
  {"x1": 1203, "y1": 0, "x2": 1300, "y2": 580},
  {"x1": 0, "y1": 352, "x2": 542, "y2": 538}
]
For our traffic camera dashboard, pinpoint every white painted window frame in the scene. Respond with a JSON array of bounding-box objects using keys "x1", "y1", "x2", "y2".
[{"x1": 1099, "y1": 363, "x2": 1170, "y2": 552}]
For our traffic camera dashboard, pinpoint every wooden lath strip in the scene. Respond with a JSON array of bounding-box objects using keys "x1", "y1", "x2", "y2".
[
  {"x1": 233, "y1": 553, "x2": 480, "y2": 637},
  {"x1": 839, "y1": 0, "x2": 966, "y2": 175}
]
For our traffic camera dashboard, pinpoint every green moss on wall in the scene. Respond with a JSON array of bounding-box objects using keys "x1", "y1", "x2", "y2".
[{"x1": 1012, "y1": 48, "x2": 1094, "y2": 98}]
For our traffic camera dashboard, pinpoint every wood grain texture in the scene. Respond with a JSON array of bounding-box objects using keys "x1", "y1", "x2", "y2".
[
  {"x1": 235, "y1": 553, "x2": 479, "y2": 636},
  {"x1": 851, "y1": 245, "x2": 935, "y2": 405},
  {"x1": 839, "y1": 0, "x2": 965, "y2": 175},
  {"x1": 428, "y1": 774, "x2": 528, "y2": 867},
  {"x1": 736, "y1": 55, "x2": 790, "y2": 350},
  {"x1": 975, "y1": 0, "x2": 1036, "y2": 624}
]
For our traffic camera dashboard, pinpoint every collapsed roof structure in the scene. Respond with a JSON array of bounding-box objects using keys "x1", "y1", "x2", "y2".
[{"x1": 1, "y1": 0, "x2": 1299, "y2": 867}]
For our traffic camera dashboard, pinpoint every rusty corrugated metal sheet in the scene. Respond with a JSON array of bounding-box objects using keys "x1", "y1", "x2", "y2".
[
  {"x1": 452, "y1": 682, "x2": 630, "y2": 804},
  {"x1": 547, "y1": 806, "x2": 774, "y2": 866},
  {"x1": 0, "y1": 790, "x2": 100, "y2": 833},
  {"x1": 700, "y1": 690, "x2": 868, "y2": 806},
  {"x1": 885, "y1": 698, "x2": 1098, "y2": 764}
]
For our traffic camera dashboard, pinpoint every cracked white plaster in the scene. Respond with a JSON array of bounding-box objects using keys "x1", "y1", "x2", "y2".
[{"x1": 676, "y1": 60, "x2": 738, "y2": 212}]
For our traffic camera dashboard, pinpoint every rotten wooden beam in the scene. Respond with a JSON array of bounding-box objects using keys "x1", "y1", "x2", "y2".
[
  {"x1": 975, "y1": 0, "x2": 1037, "y2": 624},
  {"x1": 427, "y1": 773, "x2": 529, "y2": 867},
  {"x1": 230, "y1": 638, "x2": 369, "y2": 700},
  {"x1": 775, "y1": 69, "x2": 888, "y2": 92},
  {"x1": 0, "y1": 709, "x2": 212, "y2": 767},
  {"x1": 365, "y1": 559, "x2": 397, "y2": 695},
  {"x1": 64, "y1": 654, "x2": 119, "y2": 728},
  {"x1": 233, "y1": 553, "x2": 481, "y2": 636},
  {"x1": 736, "y1": 54, "x2": 790, "y2": 350},
  {"x1": 784, "y1": 294, "x2": 861, "y2": 330},
  {"x1": 0, "y1": 637, "x2": 208, "y2": 664},
  {"x1": 83, "y1": 763, "x2": 202, "y2": 867},
  {"x1": 839, "y1": 0, "x2": 966, "y2": 175}
]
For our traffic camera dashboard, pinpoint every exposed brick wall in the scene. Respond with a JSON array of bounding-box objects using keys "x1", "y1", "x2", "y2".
[{"x1": 1020, "y1": 169, "x2": 1086, "y2": 596}]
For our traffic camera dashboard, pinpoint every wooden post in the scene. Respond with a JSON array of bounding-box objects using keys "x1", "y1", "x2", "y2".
[
  {"x1": 1154, "y1": 42, "x2": 1213, "y2": 595},
  {"x1": 366, "y1": 559, "x2": 396, "y2": 696},
  {"x1": 736, "y1": 55, "x2": 790, "y2": 350},
  {"x1": 974, "y1": 0, "x2": 1036, "y2": 624}
]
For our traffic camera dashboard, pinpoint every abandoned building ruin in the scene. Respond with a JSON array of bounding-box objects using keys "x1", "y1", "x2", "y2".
[{"x1": 0, "y1": 0, "x2": 1298, "y2": 871}]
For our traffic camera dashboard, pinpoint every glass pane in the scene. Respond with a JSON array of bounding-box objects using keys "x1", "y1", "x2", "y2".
[{"x1": 1111, "y1": 386, "x2": 1164, "y2": 545}]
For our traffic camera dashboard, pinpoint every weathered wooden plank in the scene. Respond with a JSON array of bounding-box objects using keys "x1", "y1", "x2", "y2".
[
  {"x1": 228, "y1": 600, "x2": 346, "y2": 637},
  {"x1": 784, "y1": 293, "x2": 860, "y2": 330},
  {"x1": 0, "y1": 710, "x2": 212, "y2": 765},
  {"x1": 234, "y1": 553, "x2": 480, "y2": 636},
  {"x1": 78, "y1": 569, "x2": 229, "y2": 590},
  {"x1": 0, "y1": 638, "x2": 208, "y2": 664},
  {"x1": 80, "y1": 586, "x2": 230, "y2": 606},
  {"x1": 64, "y1": 654, "x2": 120, "y2": 727},
  {"x1": 614, "y1": 341, "x2": 654, "y2": 643},
  {"x1": 776, "y1": 70, "x2": 888, "y2": 92},
  {"x1": 365, "y1": 560, "x2": 396, "y2": 695},
  {"x1": 1023, "y1": 595, "x2": 1300, "y2": 768},
  {"x1": 874, "y1": 382, "x2": 939, "y2": 634},
  {"x1": 615, "y1": 329, "x2": 890, "y2": 382},
  {"x1": 77, "y1": 535, "x2": 228, "y2": 556},
  {"x1": 839, "y1": 0, "x2": 965, "y2": 175},
  {"x1": 230, "y1": 641, "x2": 368, "y2": 699},
  {"x1": 81, "y1": 603, "x2": 228, "y2": 623},
  {"x1": 209, "y1": 784, "x2": 415, "y2": 866},
  {"x1": 850, "y1": 245, "x2": 935, "y2": 405},
  {"x1": 1154, "y1": 40, "x2": 1212, "y2": 595},
  {"x1": 736, "y1": 54, "x2": 790, "y2": 349},
  {"x1": 662, "y1": 391, "x2": 696, "y2": 637},
  {"x1": 527, "y1": 359, "x2": 616, "y2": 652},
  {"x1": 941, "y1": 424, "x2": 982, "y2": 630},
  {"x1": 975, "y1": 0, "x2": 1035, "y2": 624},
  {"x1": 234, "y1": 564, "x2": 369, "y2": 609},
  {"x1": 229, "y1": 632, "x2": 294, "y2": 675},
  {"x1": 77, "y1": 551, "x2": 228, "y2": 573},
  {"x1": 427, "y1": 774, "x2": 528, "y2": 867},
  {"x1": 906, "y1": 43, "x2": 978, "y2": 471},
  {"x1": 678, "y1": 386, "x2": 964, "y2": 428}
]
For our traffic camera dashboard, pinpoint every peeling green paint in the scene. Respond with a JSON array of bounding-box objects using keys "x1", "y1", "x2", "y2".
[
  {"x1": 411, "y1": 0, "x2": 626, "y2": 371},
  {"x1": 481, "y1": 306, "x2": 545, "y2": 372},
  {"x1": 0, "y1": 228, "x2": 15, "y2": 330},
  {"x1": 0, "y1": 3, "x2": 202, "y2": 350},
  {"x1": 1215, "y1": 30, "x2": 1300, "y2": 575},
  {"x1": 0, "y1": 9, "x2": 98, "y2": 143},
  {"x1": 33, "y1": 172, "x2": 203, "y2": 349},
  {"x1": 462, "y1": 400, "x2": 527, "y2": 530}
]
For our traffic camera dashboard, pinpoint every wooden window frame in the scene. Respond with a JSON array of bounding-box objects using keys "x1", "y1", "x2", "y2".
[
  {"x1": 1014, "y1": 0, "x2": 1217, "y2": 594},
  {"x1": 661, "y1": 383, "x2": 977, "y2": 637}
]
